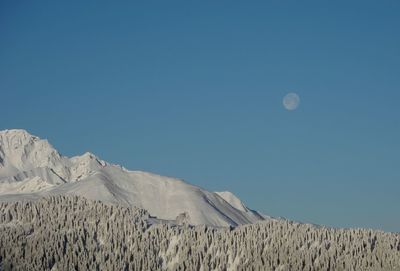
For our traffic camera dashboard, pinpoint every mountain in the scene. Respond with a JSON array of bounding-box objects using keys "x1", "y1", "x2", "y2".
[{"x1": 0, "y1": 129, "x2": 265, "y2": 226}]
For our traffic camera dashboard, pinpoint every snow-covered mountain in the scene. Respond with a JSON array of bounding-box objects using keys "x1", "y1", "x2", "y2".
[{"x1": 0, "y1": 129, "x2": 265, "y2": 226}]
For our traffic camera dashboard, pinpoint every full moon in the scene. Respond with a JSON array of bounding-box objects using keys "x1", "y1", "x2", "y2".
[{"x1": 283, "y1": 92, "x2": 300, "y2": 110}]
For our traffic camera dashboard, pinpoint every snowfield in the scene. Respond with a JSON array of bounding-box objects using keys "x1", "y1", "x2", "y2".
[{"x1": 0, "y1": 129, "x2": 264, "y2": 226}]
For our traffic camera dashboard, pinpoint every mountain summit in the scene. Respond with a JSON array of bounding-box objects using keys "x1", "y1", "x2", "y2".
[{"x1": 0, "y1": 129, "x2": 265, "y2": 226}]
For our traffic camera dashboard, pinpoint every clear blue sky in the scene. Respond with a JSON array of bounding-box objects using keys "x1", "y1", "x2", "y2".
[{"x1": 1, "y1": 1, "x2": 399, "y2": 231}]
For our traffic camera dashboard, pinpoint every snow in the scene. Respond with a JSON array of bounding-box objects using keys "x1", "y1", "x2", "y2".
[
  {"x1": 215, "y1": 191, "x2": 248, "y2": 212},
  {"x1": 0, "y1": 129, "x2": 267, "y2": 227},
  {"x1": 160, "y1": 235, "x2": 181, "y2": 269},
  {"x1": 0, "y1": 176, "x2": 56, "y2": 194}
]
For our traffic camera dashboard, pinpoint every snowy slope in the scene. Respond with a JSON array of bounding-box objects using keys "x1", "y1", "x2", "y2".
[{"x1": 0, "y1": 129, "x2": 266, "y2": 226}]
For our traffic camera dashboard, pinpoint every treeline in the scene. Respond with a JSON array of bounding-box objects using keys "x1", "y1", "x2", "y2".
[{"x1": 0, "y1": 196, "x2": 399, "y2": 271}]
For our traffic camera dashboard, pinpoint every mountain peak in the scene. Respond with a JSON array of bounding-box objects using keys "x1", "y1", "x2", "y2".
[
  {"x1": 0, "y1": 129, "x2": 265, "y2": 226},
  {"x1": 0, "y1": 129, "x2": 111, "y2": 182},
  {"x1": 0, "y1": 129, "x2": 68, "y2": 178},
  {"x1": 0, "y1": 129, "x2": 34, "y2": 135},
  {"x1": 0, "y1": 129, "x2": 39, "y2": 145}
]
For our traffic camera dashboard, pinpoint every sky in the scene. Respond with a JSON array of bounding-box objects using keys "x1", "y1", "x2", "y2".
[{"x1": 1, "y1": 1, "x2": 400, "y2": 231}]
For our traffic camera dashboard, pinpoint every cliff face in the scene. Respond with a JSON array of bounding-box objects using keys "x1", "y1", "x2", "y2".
[{"x1": 0, "y1": 195, "x2": 399, "y2": 271}]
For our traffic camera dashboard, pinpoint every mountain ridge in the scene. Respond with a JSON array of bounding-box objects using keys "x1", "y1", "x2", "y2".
[{"x1": 0, "y1": 129, "x2": 266, "y2": 226}]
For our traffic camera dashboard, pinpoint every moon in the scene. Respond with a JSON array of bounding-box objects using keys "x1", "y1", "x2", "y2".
[{"x1": 283, "y1": 92, "x2": 300, "y2": 110}]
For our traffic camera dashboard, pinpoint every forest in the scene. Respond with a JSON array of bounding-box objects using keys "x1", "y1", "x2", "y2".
[{"x1": 0, "y1": 196, "x2": 399, "y2": 271}]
